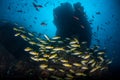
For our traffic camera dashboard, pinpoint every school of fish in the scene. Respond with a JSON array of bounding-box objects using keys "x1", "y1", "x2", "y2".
[{"x1": 13, "y1": 26, "x2": 112, "y2": 79}]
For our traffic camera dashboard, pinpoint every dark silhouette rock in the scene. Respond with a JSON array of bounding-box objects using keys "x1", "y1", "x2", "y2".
[
  {"x1": 0, "y1": 22, "x2": 34, "y2": 79},
  {"x1": 0, "y1": 22, "x2": 30, "y2": 60},
  {"x1": 53, "y1": 2, "x2": 92, "y2": 47}
]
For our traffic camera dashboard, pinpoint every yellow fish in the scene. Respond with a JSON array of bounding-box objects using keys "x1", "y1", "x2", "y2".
[
  {"x1": 60, "y1": 59, "x2": 68, "y2": 63},
  {"x1": 73, "y1": 63, "x2": 82, "y2": 67},
  {"x1": 75, "y1": 73, "x2": 86, "y2": 76},
  {"x1": 47, "y1": 68, "x2": 55, "y2": 71},
  {"x1": 45, "y1": 46, "x2": 54, "y2": 49},
  {"x1": 28, "y1": 32, "x2": 34, "y2": 36},
  {"x1": 29, "y1": 41, "x2": 37, "y2": 45},
  {"x1": 39, "y1": 58, "x2": 48, "y2": 61},
  {"x1": 29, "y1": 51, "x2": 39, "y2": 56},
  {"x1": 66, "y1": 74, "x2": 74, "y2": 78},
  {"x1": 88, "y1": 59, "x2": 95, "y2": 64},
  {"x1": 39, "y1": 64, "x2": 48, "y2": 69},
  {"x1": 81, "y1": 66, "x2": 88, "y2": 70},
  {"x1": 14, "y1": 33, "x2": 20, "y2": 36},
  {"x1": 63, "y1": 63, "x2": 72, "y2": 68},
  {"x1": 81, "y1": 60, "x2": 88, "y2": 65},
  {"x1": 69, "y1": 69, "x2": 75, "y2": 73},
  {"x1": 53, "y1": 47, "x2": 64, "y2": 51},
  {"x1": 43, "y1": 54, "x2": 50, "y2": 58},
  {"x1": 71, "y1": 52, "x2": 82, "y2": 55},
  {"x1": 30, "y1": 57, "x2": 39, "y2": 61},
  {"x1": 20, "y1": 34, "x2": 27, "y2": 39},
  {"x1": 70, "y1": 44, "x2": 80, "y2": 48},
  {"x1": 98, "y1": 52, "x2": 105, "y2": 55},
  {"x1": 58, "y1": 69, "x2": 64, "y2": 72},
  {"x1": 83, "y1": 55, "x2": 90, "y2": 59},
  {"x1": 90, "y1": 66, "x2": 100, "y2": 73},
  {"x1": 49, "y1": 54, "x2": 57, "y2": 59},
  {"x1": 52, "y1": 36, "x2": 61, "y2": 40},
  {"x1": 43, "y1": 34, "x2": 50, "y2": 42},
  {"x1": 24, "y1": 47, "x2": 33, "y2": 51}
]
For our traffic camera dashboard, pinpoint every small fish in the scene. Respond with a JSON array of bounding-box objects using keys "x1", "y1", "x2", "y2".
[
  {"x1": 39, "y1": 64, "x2": 48, "y2": 69},
  {"x1": 40, "y1": 40, "x2": 48, "y2": 44},
  {"x1": 60, "y1": 59, "x2": 68, "y2": 63},
  {"x1": 97, "y1": 51, "x2": 105, "y2": 55},
  {"x1": 66, "y1": 74, "x2": 74, "y2": 78},
  {"x1": 106, "y1": 60, "x2": 112, "y2": 64},
  {"x1": 81, "y1": 60, "x2": 88, "y2": 65},
  {"x1": 70, "y1": 48, "x2": 77, "y2": 51},
  {"x1": 58, "y1": 69, "x2": 64, "y2": 72},
  {"x1": 88, "y1": 59, "x2": 94, "y2": 64},
  {"x1": 52, "y1": 36, "x2": 61, "y2": 40},
  {"x1": 73, "y1": 63, "x2": 82, "y2": 67},
  {"x1": 49, "y1": 54, "x2": 57, "y2": 59},
  {"x1": 83, "y1": 55, "x2": 90, "y2": 59},
  {"x1": 100, "y1": 67, "x2": 107, "y2": 71},
  {"x1": 29, "y1": 51, "x2": 39, "y2": 56},
  {"x1": 20, "y1": 34, "x2": 27, "y2": 39},
  {"x1": 69, "y1": 69, "x2": 75, "y2": 73},
  {"x1": 50, "y1": 40, "x2": 56, "y2": 43},
  {"x1": 96, "y1": 11, "x2": 101, "y2": 15},
  {"x1": 73, "y1": 38, "x2": 79, "y2": 44},
  {"x1": 62, "y1": 63, "x2": 72, "y2": 68},
  {"x1": 75, "y1": 73, "x2": 86, "y2": 76},
  {"x1": 24, "y1": 47, "x2": 33, "y2": 51},
  {"x1": 81, "y1": 41, "x2": 87, "y2": 44},
  {"x1": 81, "y1": 66, "x2": 88, "y2": 70},
  {"x1": 53, "y1": 47, "x2": 64, "y2": 51},
  {"x1": 40, "y1": 22, "x2": 47, "y2": 26},
  {"x1": 17, "y1": 10, "x2": 23, "y2": 13},
  {"x1": 65, "y1": 37, "x2": 71, "y2": 40},
  {"x1": 39, "y1": 58, "x2": 48, "y2": 61},
  {"x1": 13, "y1": 27, "x2": 18, "y2": 31},
  {"x1": 90, "y1": 66, "x2": 100, "y2": 73},
  {"x1": 43, "y1": 34, "x2": 50, "y2": 41},
  {"x1": 37, "y1": 44, "x2": 45, "y2": 47},
  {"x1": 47, "y1": 68, "x2": 55, "y2": 71},
  {"x1": 71, "y1": 52, "x2": 82, "y2": 55},
  {"x1": 57, "y1": 41, "x2": 64, "y2": 44},
  {"x1": 33, "y1": 2, "x2": 43, "y2": 11},
  {"x1": 69, "y1": 41, "x2": 77, "y2": 45},
  {"x1": 80, "y1": 25, "x2": 85, "y2": 29},
  {"x1": 92, "y1": 15, "x2": 94, "y2": 18},
  {"x1": 29, "y1": 41, "x2": 37, "y2": 45},
  {"x1": 30, "y1": 57, "x2": 39, "y2": 61},
  {"x1": 28, "y1": 32, "x2": 34, "y2": 36},
  {"x1": 70, "y1": 44, "x2": 80, "y2": 48},
  {"x1": 98, "y1": 56, "x2": 104, "y2": 62},
  {"x1": 73, "y1": 16, "x2": 79, "y2": 20},
  {"x1": 91, "y1": 62, "x2": 96, "y2": 67},
  {"x1": 43, "y1": 54, "x2": 50, "y2": 58},
  {"x1": 50, "y1": 50, "x2": 56, "y2": 54},
  {"x1": 14, "y1": 33, "x2": 20, "y2": 36},
  {"x1": 45, "y1": 46, "x2": 54, "y2": 49}
]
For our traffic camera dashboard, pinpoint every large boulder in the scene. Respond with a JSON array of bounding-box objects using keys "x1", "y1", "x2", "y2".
[{"x1": 53, "y1": 2, "x2": 92, "y2": 47}]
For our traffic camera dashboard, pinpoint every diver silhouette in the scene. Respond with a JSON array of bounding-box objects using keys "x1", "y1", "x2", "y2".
[{"x1": 53, "y1": 2, "x2": 92, "y2": 47}]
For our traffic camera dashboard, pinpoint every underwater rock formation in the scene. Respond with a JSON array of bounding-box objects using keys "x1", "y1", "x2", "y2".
[
  {"x1": 0, "y1": 22, "x2": 36, "y2": 79},
  {"x1": 53, "y1": 2, "x2": 92, "y2": 47}
]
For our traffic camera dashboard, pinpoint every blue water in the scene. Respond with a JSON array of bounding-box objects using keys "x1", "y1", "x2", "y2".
[{"x1": 0, "y1": 0, "x2": 120, "y2": 74}]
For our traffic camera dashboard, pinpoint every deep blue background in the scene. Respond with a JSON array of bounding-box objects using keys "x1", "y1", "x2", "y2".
[{"x1": 0, "y1": 0, "x2": 120, "y2": 74}]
